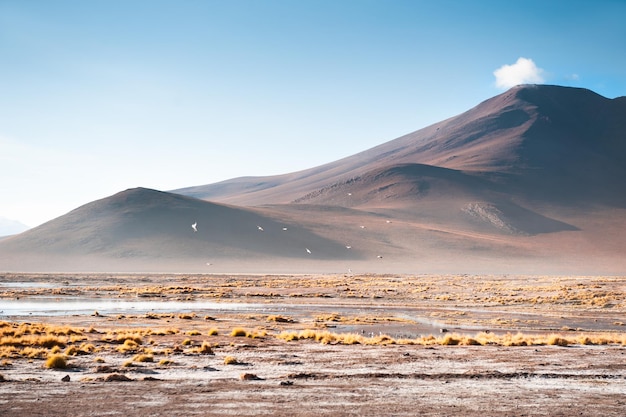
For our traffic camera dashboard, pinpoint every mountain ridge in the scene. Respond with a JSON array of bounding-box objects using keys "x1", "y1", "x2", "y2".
[
  {"x1": 2, "y1": 84, "x2": 626, "y2": 274},
  {"x1": 174, "y1": 84, "x2": 626, "y2": 208}
]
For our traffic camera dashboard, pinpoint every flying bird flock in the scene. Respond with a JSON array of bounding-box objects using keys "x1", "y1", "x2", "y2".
[{"x1": 189, "y1": 215, "x2": 392, "y2": 272}]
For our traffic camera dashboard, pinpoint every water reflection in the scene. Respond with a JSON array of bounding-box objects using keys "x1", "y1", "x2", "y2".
[{"x1": 0, "y1": 298, "x2": 264, "y2": 316}]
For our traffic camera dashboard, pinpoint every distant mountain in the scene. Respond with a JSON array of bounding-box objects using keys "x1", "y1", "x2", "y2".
[
  {"x1": 0, "y1": 217, "x2": 30, "y2": 236},
  {"x1": 0, "y1": 188, "x2": 360, "y2": 272},
  {"x1": 175, "y1": 85, "x2": 626, "y2": 208},
  {"x1": 2, "y1": 85, "x2": 626, "y2": 274}
]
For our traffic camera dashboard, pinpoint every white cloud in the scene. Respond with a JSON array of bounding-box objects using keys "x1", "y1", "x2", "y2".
[{"x1": 493, "y1": 57, "x2": 545, "y2": 89}]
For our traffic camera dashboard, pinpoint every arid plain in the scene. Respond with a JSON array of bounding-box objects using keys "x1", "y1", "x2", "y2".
[{"x1": 1, "y1": 272, "x2": 625, "y2": 416}]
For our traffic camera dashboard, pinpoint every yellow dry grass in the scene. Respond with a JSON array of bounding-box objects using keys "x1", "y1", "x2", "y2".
[
  {"x1": 223, "y1": 355, "x2": 239, "y2": 365},
  {"x1": 277, "y1": 329, "x2": 626, "y2": 347},
  {"x1": 45, "y1": 354, "x2": 67, "y2": 369},
  {"x1": 132, "y1": 354, "x2": 154, "y2": 363},
  {"x1": 230, "y1": 328, "x2": 248, "y2": 337},
  {"x1": 188, "y1": 341, "x2": 215, "y2": 355}
]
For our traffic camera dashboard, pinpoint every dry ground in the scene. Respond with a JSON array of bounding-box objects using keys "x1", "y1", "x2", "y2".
[{"x1": 1, "y1": 273, "x2": 625, "y2": 416}]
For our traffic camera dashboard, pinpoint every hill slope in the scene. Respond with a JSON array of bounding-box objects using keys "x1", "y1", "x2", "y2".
[
  {"x1": 0, "y1": 188, "x2": 360, "y2": 272},
  {"x1": 175, "y1": 85, "x2": 626, "y2": 208}
]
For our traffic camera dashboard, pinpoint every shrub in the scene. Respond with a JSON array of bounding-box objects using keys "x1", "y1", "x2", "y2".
[
  {"x1": 277, "y1": 331, "x2": 299, "y2": 342},
  {"x1": 547, "y1": 335, "x2": 570, "y2": 347},
  {"x1": 460, "y1": 337, "x2": 482, "y2": 346},
  {"x1": 119, "y1": 334, "x2": 143, "y2": 345},
  {"x1": 440, "y1": 334, "x2": 461, "y2": 345},
  {"x1": 77, "y1": 343, "x2": 97, "y2": 354},
  {"x1": 45, "y1": 354, "x2": 67, "y2": 369},
  {"x1": 230, "y1": 328, "x2": 248, "y2": 337},
  {"x1": 247, "y1": 329, "x2": 267, "y2": 339},
  {"x1": 224, "y1": 356, "x2": 239, "y2": 365},
  {"x1": 197, "y1": 341, "x2": 214, "y2": 355},
  {"x1": 267, "y1": 315, "x2": 295, "y2": 323},
  {"x1": 340, "y1": 334, "x2": 362, "y2": 345},
  {"x1": 64, "y1": 346, "x2": 79, "y2": 356},
  {"x1": 39, "y1": 336, "x2": 66, "y2": 349},
  {"x1": 22, "y1": 347, "x2": 47, "y2": 359},
  {"x1": 116, "y1": 339, "x2": 140, "y2": 353},
  {"x1": 240, "y1": 373, "x2": 261, "y2": 380}
]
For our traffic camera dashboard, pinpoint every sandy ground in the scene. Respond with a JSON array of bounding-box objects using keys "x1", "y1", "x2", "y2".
[{"x1": 1, "y1": 273, "x2": 625, "y2": 416}]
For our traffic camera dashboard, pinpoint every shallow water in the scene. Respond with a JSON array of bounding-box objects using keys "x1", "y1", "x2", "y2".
[
  {"x1": 0, "y1": 298, "x2": 269, "y2": 317},
  {"x1": 0, "y1": 282, "x2": 62, "y2": 289},
  {"x1": 1, "y1": 296, "x2": 619, "y2": 335}
]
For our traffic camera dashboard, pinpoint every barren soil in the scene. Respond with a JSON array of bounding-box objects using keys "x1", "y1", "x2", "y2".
[{"x1": 1, "y1": 273, "x2": 625, "y2": 416}]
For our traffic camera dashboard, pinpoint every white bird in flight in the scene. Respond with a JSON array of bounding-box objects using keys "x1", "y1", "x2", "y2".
[
  {"x1": 282, "y1": 227, "x2": 288, "y2": 231},
  {"x1": 191, "y1": 222, "x2": 197, "y2": 232},
  {"x1": 306, "y1": 248, "x2": 311, "y2": 254},
  {"x1": 346, "y1": 245, "x2": 352, "y2": 249},
  {"x1": 257, "y1": 226, "x2": 264, "y2": 231}
]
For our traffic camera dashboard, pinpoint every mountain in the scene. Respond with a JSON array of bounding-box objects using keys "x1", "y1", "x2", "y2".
[
  {"x1": 0, "y1": 187, "x2": 360, "y2": 272},
  {"x1": 0, "y1": 217, "x2": 30, "y2": 237},
  {"x1": 175, "y1": 85, "x2": 626, "y2": 207},
  {"x1": 2, "y1": 85, "x2": 625, "y2": 274}
]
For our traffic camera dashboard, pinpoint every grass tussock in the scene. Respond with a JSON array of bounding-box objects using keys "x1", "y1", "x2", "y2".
[
  {"x1": 103, "y1": 331, "x2": 143, "y2": 345},
  {"x1": 547, "y1": 335, "x2": 570, "y2": 347},
  {"x1": 223, "y1": 355, "x2": 239, "y2": 365},
  {"x1": 21, "y1": 346, "x2": 48, "y2": 359},
  {"x1": 151, "y1": 328, "x2": 180, "y2": 336},
  {"x1": 1, "y1": 334, "x2": 67, "y2": 349},
  {"x1": 45, "y1": 354, "x2": 67, "y2": 369},
  {"x1": 133, "y1": 354, "x2": 154, "y2": 363},
  {"x1": 188, "y1": 341, "x2": 215, "y2": 355},
  {"x1": 267, "y1": 315, "x2": 295, "y2": 323},
  {"x1": 208, "y1": 328, "x2": 219, "y2": 336},
  {"x1": 116, "y1": 339, "x2": 140, "y2": 353},
  {"x1": 276, "y1": 329, "x2": 626, "y2": 347},
  {"x1": 229, "y1": 327, "x2": 266, "y2": 338},
  {"x1": 248, "y1": 328, "x2": 267, "y2": 339},
  {"x1": 230, "y1": 328, "x2": 248, "y2": 337}
]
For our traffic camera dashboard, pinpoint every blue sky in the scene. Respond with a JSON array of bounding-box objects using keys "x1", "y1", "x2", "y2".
[{"x1": 1, "y1": 0, "x2": 625, "y2": 227}]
